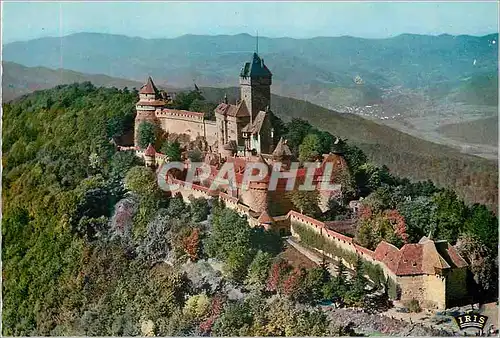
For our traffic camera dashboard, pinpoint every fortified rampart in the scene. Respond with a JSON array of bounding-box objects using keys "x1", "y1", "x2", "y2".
[
  {"x1": 154, "y1": 166, "x2": 467, "y2": 310},
  {"x1": 155, "y1": 108, "x2": 218, "y2": 146}
]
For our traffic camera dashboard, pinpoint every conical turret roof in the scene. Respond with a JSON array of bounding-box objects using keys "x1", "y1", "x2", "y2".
[
  {"x1": 144, "y1": 143, "x2": 156, "y2": 156},
  {"x1": 140, "y1": 76, "x2": 160, "y2": 95},
  {"x1": 272, "y1": 137, "x2": 292, "y2": 157},
  {"x1": 258, "y1": 210, "x2": 274, "y2": 224}
]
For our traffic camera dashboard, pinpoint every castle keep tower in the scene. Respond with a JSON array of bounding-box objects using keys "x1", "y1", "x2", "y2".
[
  {"x1": 134, "y1": 77, "x2": 165, "y2": 147},
  {"x1": 239, "y1": 53, "x2": 272, "y2": 123}
]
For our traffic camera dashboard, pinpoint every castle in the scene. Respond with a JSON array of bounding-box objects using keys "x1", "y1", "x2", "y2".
[
  {"x1": 134, "y1": 52, "x2": 274, "y2": 158},
  {"x1": 133, "y1": 52, "x2": 345, "y2": 216},
  {"x1": 127, "y1": 52, "x2": 469, "y2": 310}
]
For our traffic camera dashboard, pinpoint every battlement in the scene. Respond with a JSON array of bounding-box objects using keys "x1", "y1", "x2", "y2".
[{"x1": 155, "y1": 108, "x2": 204, "y2": 121}]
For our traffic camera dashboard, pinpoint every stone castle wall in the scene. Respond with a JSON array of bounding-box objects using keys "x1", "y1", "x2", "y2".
[
  {"x1": 397, "y1": 274, "x2": 446, "y2": 309},
  {"x1": 287, "y1": 210, "x2": 453, "y2": 309},
  {"x1": 155, "y1": 110, "x2": 218, "y2": 146},
  {"x1": 159, "y1": 175, "x2": 459, "y2": 310}
]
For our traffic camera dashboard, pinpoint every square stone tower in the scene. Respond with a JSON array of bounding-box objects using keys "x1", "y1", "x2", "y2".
[{"x1": 239, "y1": 53, "x2": 272, "y2": 123}]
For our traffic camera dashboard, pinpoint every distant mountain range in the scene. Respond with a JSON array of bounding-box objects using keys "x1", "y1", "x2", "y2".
[{"x1": 3, "y1": 32, "x2": 498, "y2": 109}]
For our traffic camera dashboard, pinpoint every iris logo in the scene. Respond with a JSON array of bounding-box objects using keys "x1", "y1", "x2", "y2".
[{"x1": 454, "y1": 313, "x2": 488, "y2": 330}]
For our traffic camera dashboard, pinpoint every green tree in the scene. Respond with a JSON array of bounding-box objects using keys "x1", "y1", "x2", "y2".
[
  {"x1": 205, "y1": 208, "x2": 254, "y2": 263},
  {"x1": 187, "y1": 148, "x2": 203, "y2": 162},
  {"x1": 183, "y1": 293, "x2": 211, "y2": 320},
  {"x1": 161, "y1": 140, "x2": 182, "y2": 161},
  {"x1": 212, "y1": 301, "x2": 253, "y2": 336},
  {"x1": 245, "y1": 250, "x2": 273, "y2": 291},
  {"x1": 301, "y1": 266, "x2": 330, "y2": 304},
  {"x1": 124, "y1": 166, "x2": 159, "y2": 199},
  {"x1": 299, "y1": 133, "x2": 321, "y2": 162},
  {"x1": 397, "y1": 196, "x2": 436, "y2": 242},
  {"x1": 166, "y1": 193, "x2": 190, "y2": 220},
  {"x1": 110, "y1": 150, "x2": 142, "y2": 180},
  {"x1": 313, "y1": 130, "x2": 335, "y2": 155},
  {"x1": 224, "y1": 245, "x2": 253, "y2": 282},
  {"x1": 287, "y1": 189, "x2": 321, "y2": 217},
  {"x1": 189, "y1": 196, "x2": 210, "y2": 222},
  {"x1": 137, "y1": 121, "x2": 157, "y2": 149},
  {"x1": 431, "y1": 189, "x2": 467, "y2": 243},
  {"x1": 285, "y1": 118, "x2": 312, "y2": 153},
  {"x1": 464, "y1": 204, "x2": 498, "y2": 253}
]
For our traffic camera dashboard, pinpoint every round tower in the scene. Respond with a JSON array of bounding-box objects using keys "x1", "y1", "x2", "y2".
[
  {"x1": 135, "y1": 76, "x2": 165, "y2": 148},
  {"x1": 144, "y1": 143, "x2": 157, "y2": 168},
  {"x1": 239, "y1": 155, "x2": 270, "y2": 213}
]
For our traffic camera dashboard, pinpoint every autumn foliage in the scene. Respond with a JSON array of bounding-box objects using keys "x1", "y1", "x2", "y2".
[
  {"x1": 183, "y1": 228, "x2": 200, "y2": 261},
  {"x1": 356, "y1": 206, "x2": 409, "y2": 250}
]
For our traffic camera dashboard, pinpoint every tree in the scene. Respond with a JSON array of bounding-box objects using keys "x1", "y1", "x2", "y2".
[
  {"x1": 431, "y1": 190, "x2": 467, "y2": 243},
  {"x1": 266, "y1": 259, "x2": 291, "y2": 293},
  {"x1": 245, "y1": 250, "x2": 273, "y2": 291},
  {"x1": 124, "y1": 166, "x2": 159, "y2": 199},
  {"x1": 269, "y1": 111, "x2": 288, "y2": 146},
  {"x1": 285, "y1": 118, "x2": 312, "y2": 153},
  {"x1": 321, "y1": 198, "x2": 351, "y2": 221},
  {"x1": 137, "y1": 121, "x2": 157, "y2": 149},
  {"x1": 183, "y1": 228, "x2": 201, "y2": 261},
  {"x1": 355, "y1": 207, "x2": 408, "y2": 250},
  {"x1": 282, "y1": 267, "x2": 306, "y2": 299},
  {"x1": 287, "y1": 189, "x2": 321, "y2": 217},
  {"x1": 183, "y1": 293, "x2": 210, "y2": 320},
  {"x1": 302, "y1": 266, "x2": 330, "y2": 303},
  {"x1": 455, "y1": 234, "x2": 497, "y2": 295},
  {"x1": 224, "y1": 245, "x2": 253, "y2": 282},
  {"x1": 342, "y1": 142, "x2": 367, "y2": 174},
  {"x1": 189, "y1": 196, "x2": 210, "y2": 222},
  {"x1": 110, "y1": 150, "x2": 142, "y2": 180},
  {"x1": 136, "y1": 209, "x2": 172, "y2": 265},
  {"x1": 397, "y1": 196, "x2": 436, "y2": 242},
  {"x1": 205, "y1": 208, "x2": 253, "y2": 261},
  {"x1": 299, "y1": 133, "x2": 321, "y2": 162},
  {"x1": 170, "y1": 89, "x2": 204, "y2": 111},
  {"x1": 343, "y1": 257, "x2": 366, "y2": 307},
  {"x1": 463, "y1": 204, "x2": 498, "y2": 253},
  {"x1": 161, "y1": 140, "x2": 182, "y2": 161},
  {"x1": 313, "y1": 130, "x2": 335, "y2": 155},
  {"x1": 187, "y1": 148, "x2": 203, "y2": 162},
  {"x1": 212, "y1": 301, "x2": 252, "y2": 336},
  {"x1": 166, "y1": 193, "x2": 190, "y2": 220}
]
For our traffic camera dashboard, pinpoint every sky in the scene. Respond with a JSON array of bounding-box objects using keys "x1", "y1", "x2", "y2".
[{"x1": 2, "y1": 1, "x2": 498, "y2": 44}]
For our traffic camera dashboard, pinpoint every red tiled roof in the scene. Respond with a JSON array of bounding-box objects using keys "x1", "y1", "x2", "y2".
[
  {"x1": 373, "y1": 237, "x2": 468, "y2": 276},
  {"x1": 137, "y1": 100, "x2": 166, "y2": 106},
  {"x1": 215, "y1": 101, "x2": 250, "y2": 117},
  {"x1": 258, "y1": 210, "x2": 274, "y2": 224},
  {"x1": 396, "y1": 244, "x2": 425, "y2": 275},
  {"x1": 434, "y1": 241, "x2": 468, "y2": 269},
  {"x1": 140, "y1": 76, "x2": 159, "y2": 95},
  {"x1": 144, "y1": 144, "x2": 156, "y2": 156}
]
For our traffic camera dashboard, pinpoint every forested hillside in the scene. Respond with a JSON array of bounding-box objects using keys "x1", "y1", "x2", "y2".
[
  {"x1": 2, "y1": 61, "x2": 142, "y2": 102},
  {"x1": 2, "y1": 83, "x2": 497, "y2": 336}
]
